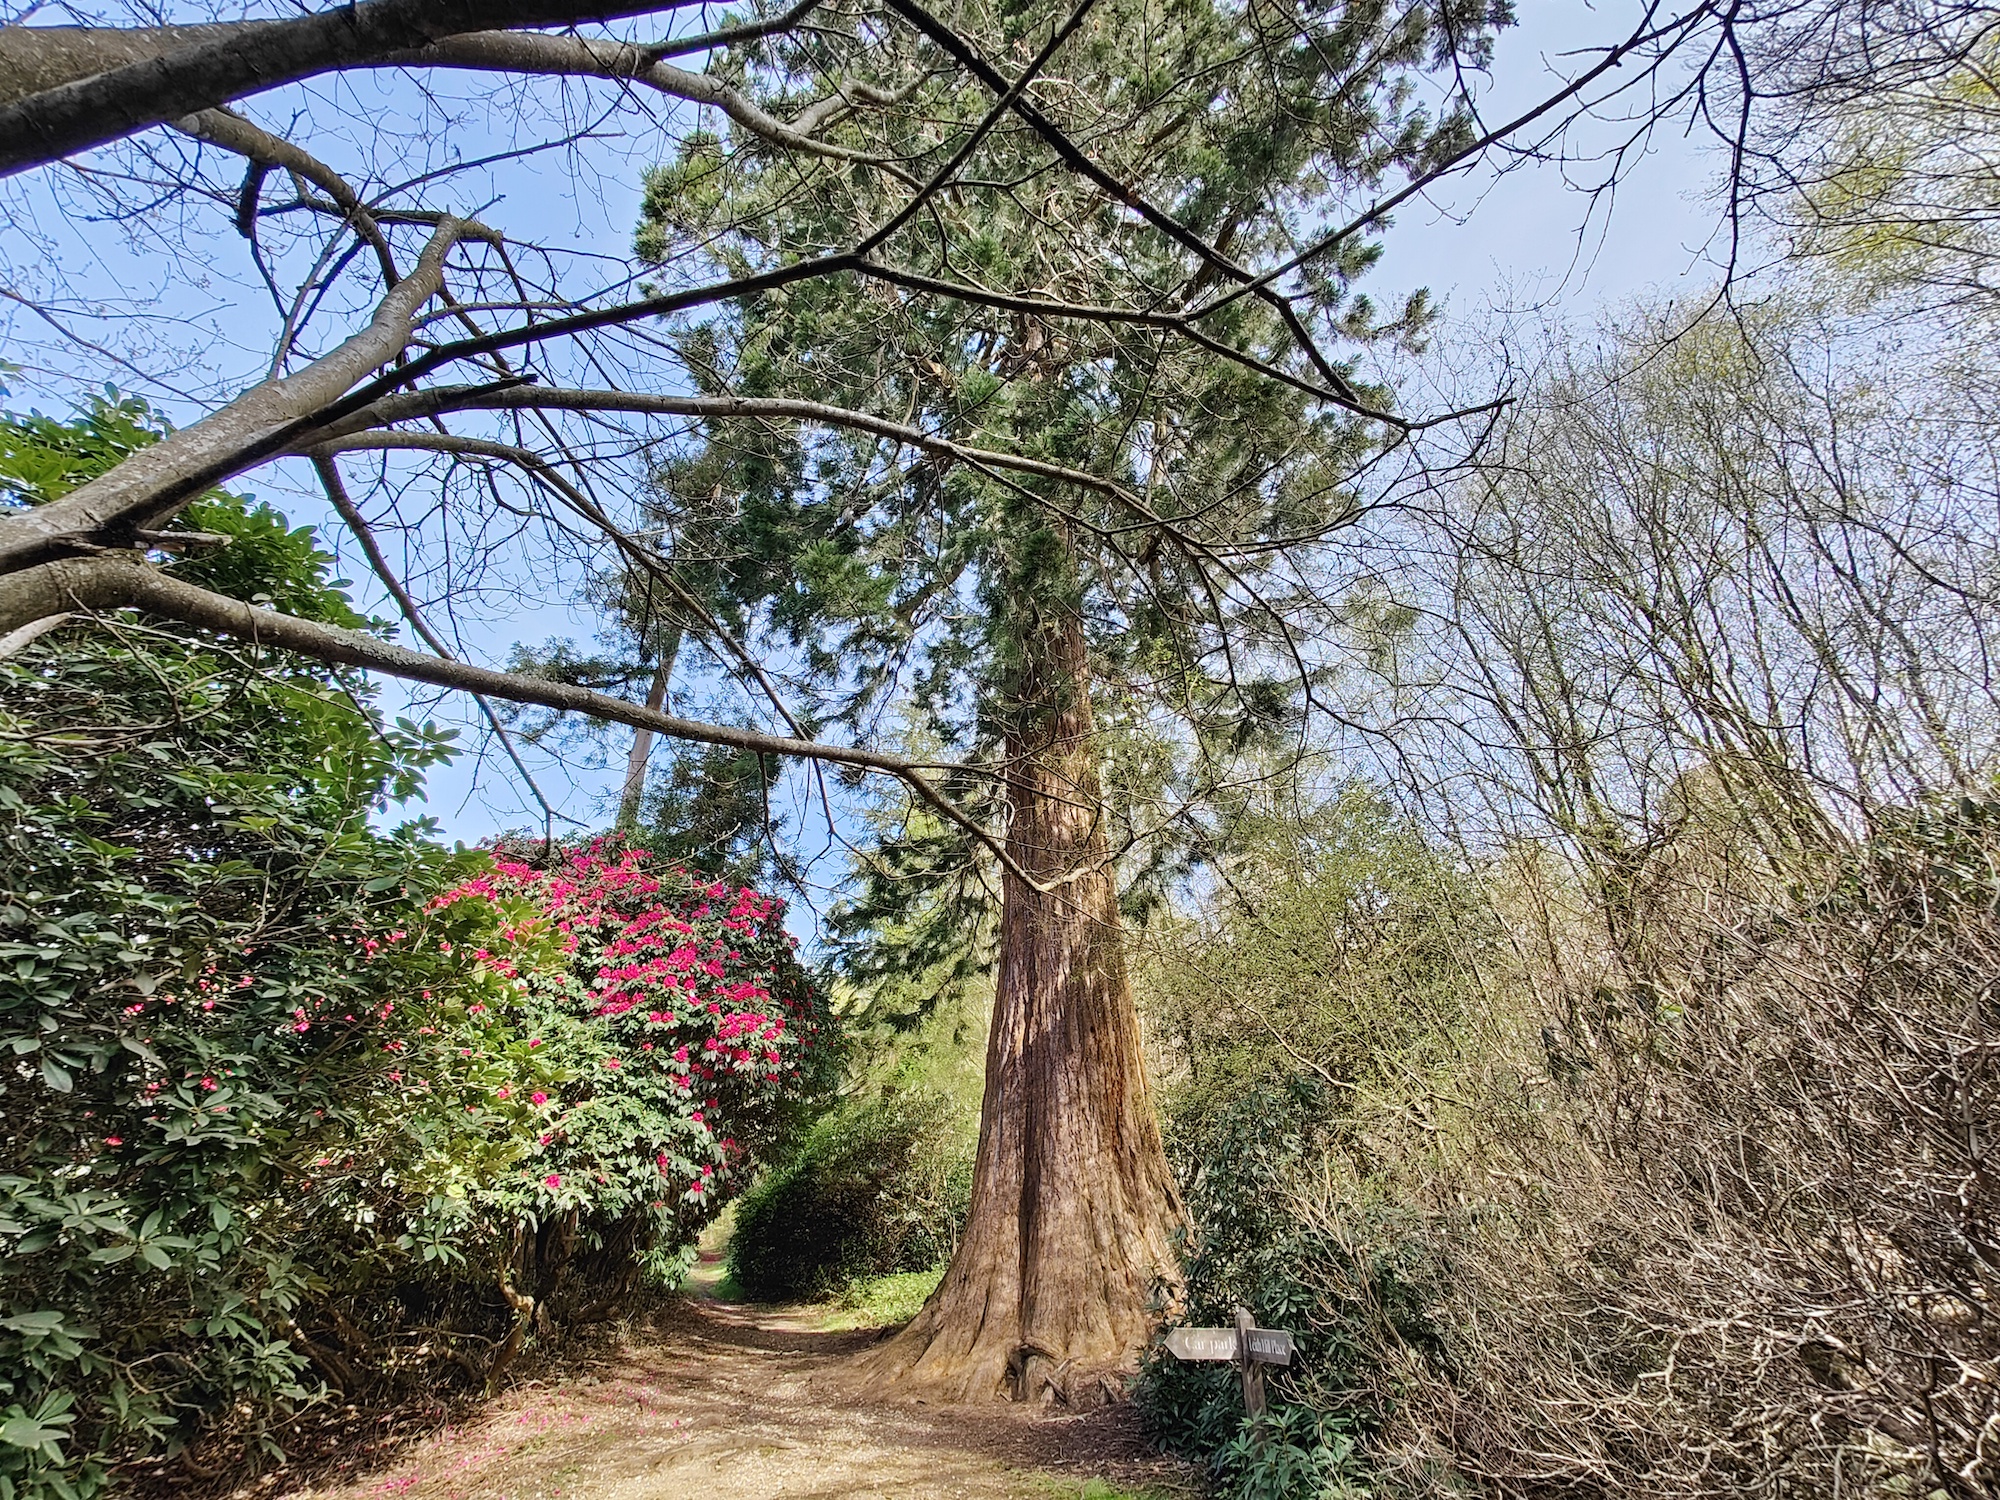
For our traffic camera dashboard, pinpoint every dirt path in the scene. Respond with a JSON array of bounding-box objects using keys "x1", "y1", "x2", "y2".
[{"x1": 279, "y1": 1265, "x2": 1194, "y2": 1500}]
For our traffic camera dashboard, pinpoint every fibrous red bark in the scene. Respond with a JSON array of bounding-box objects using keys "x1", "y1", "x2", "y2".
[{"x1": 859, "y1": 601, "x2": 1182, "y2": 1406}]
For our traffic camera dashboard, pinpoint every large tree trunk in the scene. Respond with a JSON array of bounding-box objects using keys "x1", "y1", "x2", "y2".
[{"x1": 858, "y1": 600, "x2": 1183, "y2": 1406}]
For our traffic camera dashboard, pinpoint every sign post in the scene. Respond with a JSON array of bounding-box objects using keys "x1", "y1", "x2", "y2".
[
  {"x1": 1163, "y1": 1307, "x2": 1295, "y2": 1424},
  {"x1": 1234, "y1": 1305, "x2": 1266, "y2": 1418}
]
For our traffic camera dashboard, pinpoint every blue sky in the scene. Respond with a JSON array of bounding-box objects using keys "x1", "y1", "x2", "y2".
[{"x1": 1379, "y1": 1, "x2": 1727, "y2": 316}]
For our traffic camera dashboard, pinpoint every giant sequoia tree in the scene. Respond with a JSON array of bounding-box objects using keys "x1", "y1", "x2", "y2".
[
  {"x1": 627, "y1": 0, "x2": 1507, "y2": 1401},
  {"x1": 0, "y1": 0, "x2": 1844, "y2": 1405}
]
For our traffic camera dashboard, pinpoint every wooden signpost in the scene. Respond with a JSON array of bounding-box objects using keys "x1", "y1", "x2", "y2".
[{"x1": 1163, "y1": 1306, "x2": 1295, "y2": 1418}]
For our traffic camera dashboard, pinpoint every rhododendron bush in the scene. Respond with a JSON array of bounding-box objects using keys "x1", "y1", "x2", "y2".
[
  {"x1": 0, "y1": 658, "x2": 828, "y2": 1500},
  {"x1": 0, "y1": 407, "x2": 831, "y2": 1499},
  {"x1": 401, "y1": 841, "x2": 832, "y2": 1348}
]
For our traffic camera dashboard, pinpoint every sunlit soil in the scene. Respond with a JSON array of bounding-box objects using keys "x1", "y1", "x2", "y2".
[{"x1": 275, "y1": 1252, "x2": 1191, "y2": 1500}]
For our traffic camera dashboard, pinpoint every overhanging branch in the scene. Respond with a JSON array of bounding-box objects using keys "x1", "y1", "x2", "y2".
[
  {"x1": 391, "y1": 31, "x2": 920, "y2": 183},
  {"x1": 0, "y1": 215, "x2": 498, "y2": 574},
  {"x1": 0, "y1": 0, "x2": 704, "y2": 177},
  {"x1": 313, "y1": 452, "x2": 568, "y2": 839},
  {"x1": 0, "y1": 554, "x2": 1069, "y2": 890},
  {"x1": 320, "y1": 386, "x2": 1138, "y2": 501},
  {"x1": 4, "y1": 557, "x2": 895, "y2": 764}
]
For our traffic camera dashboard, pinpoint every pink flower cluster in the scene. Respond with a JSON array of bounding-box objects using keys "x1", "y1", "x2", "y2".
[{"x1": 429, "y1": 841, "x2": 820, "y2": 1207}]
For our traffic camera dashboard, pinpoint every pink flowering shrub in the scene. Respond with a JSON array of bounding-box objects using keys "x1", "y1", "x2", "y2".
[{"x1": 397, "y1": 837, "x2": 832, "y2": 1329}]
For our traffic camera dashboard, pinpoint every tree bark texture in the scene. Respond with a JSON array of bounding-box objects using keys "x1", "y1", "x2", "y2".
[{"x1": 859, "y1": 601, "x2": 1182, "y2": 1406}]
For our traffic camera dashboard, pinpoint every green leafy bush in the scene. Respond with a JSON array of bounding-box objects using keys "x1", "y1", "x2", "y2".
[
  {"x1": 1141, "y1": 785, "x2": 1494, "y2": 1134},
  {"x1": 0, "y1": 398, "x2": 833, "y2": 1496},
  {"x1": 0, "y1": 662, "x2": 478, "y2": 1491},
  {"x1": 2, "y1": 396, "x2": 481, "y2": 1497},
  {"x1": 1136, "y1": 1081, "x2": 1433, "y2": 1500},
  {"x1": 726, "y1": 1086, "x2": 973, "y2": 1301},
  {"x1": 1133, "y1": 788, "x2": 1483, "y2": 1498},
  {"x1": 0, "y1": 703, "x2": 830, "y2": 1497}
]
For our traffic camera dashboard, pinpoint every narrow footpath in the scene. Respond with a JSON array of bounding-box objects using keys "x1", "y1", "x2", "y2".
[{"x1": 278, "y1": 1254, "x2": 1193, "y2": 1500}]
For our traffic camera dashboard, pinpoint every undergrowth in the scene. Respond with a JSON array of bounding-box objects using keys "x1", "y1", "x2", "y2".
[{"x1": 1137, "y1": 784, "x2": 2000, "y2": 1498}]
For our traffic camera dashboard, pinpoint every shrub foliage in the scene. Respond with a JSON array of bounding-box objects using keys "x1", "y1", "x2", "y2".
[
  {"x1": 1138, "y1": 783, "x2": 2000, "y2": 1500},
  {"x1": 727, "y1": 1087, "x2": 973, "y2": 1301},
  {"x1": 1134, "y1": 791, "x2": 1478, "y2": 1498},
  {"x1": 0, "y1": 400, "x2": 830, "y2": 1498}
]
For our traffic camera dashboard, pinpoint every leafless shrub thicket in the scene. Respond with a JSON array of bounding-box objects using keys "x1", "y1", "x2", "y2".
[
  {"x1": 1244, "y1": 301, "x2": 2000, "y2": 1497},
  {"x1": 1281, "y1": 806, "x2": 1994, "y2": 1497}
]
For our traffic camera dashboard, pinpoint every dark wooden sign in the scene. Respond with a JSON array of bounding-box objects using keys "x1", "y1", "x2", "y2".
[{"x1": 1163, "y1": 1307, "x2": 1295, "y2": 1418}]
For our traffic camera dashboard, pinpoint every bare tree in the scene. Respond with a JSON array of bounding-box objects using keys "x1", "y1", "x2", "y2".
[
  {"x1": 1353, "y1": 292, "x2": 2000, "y2": 913},
  {"x1": 1726, "y1": 0, "x2": 2000, "y2": 306},
  {"x1": 1236, "y1": 290, "x2": 2000, "y2": 1499}
]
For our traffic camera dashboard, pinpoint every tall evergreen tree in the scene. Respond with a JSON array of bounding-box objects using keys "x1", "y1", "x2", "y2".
[{"x1": 634, "y1": 0, "x2": 1506, "y2": 1401}]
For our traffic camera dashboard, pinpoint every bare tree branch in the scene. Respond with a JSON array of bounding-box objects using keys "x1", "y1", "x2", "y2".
[
  {"x1": 312, "y1": 452, "x2": 567, "y2": 838},
  {"x1": 646, "y1": 0, "x2": 826, "y2": 62},
  {"x1": 0, "y1": 0, "x2": 704, "y2": 177},
  {"x1": 0, "y1": 215, "x2": 498, "y2": 572},
  {"x1": 321, "y1": 385, "x2": 1143, "y2": 502},
  {"x1": 173, "y1": 106, "x2": 401, "y2": 286},
  {"x1": 0, "y1": 553, "x2": 939, "y2": 777},
  {"x1": 1198, "y1": 0, "x2": 1712, "y2": 316},
  {"x1": 0, "y1": 610, "x2": 71, "y2": 663},
  {"x1": 0, "y1": 553, "x2": 1088, "y2": 893},
  {"x1": 393, "y1": 31, "x2": 920, "y2": 183},
  {"x1": 309, "y1": 429, "x2": 824, "y2": 741}
]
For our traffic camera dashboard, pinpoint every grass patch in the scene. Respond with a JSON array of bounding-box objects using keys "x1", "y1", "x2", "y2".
[
  {"x1": 1024, "y1": 1478, "x2": 1192, "y2": 1500},
  {"x1": 676, "y1": 1247, "x2": 755, "y2": 1305},
  {"x1": 808, "y1": 1265, "x2": 947, "y2": 1330}
]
